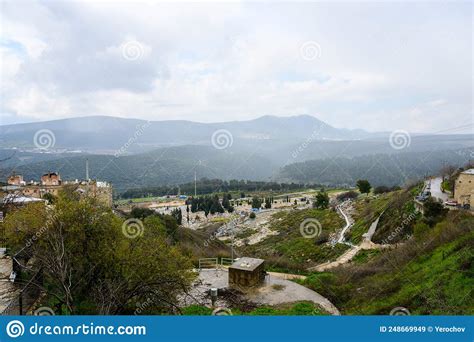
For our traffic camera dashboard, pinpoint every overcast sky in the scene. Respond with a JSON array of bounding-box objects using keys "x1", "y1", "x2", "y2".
[{"x1": 0, "y1": 0, "x2": 472, "y2": 133}]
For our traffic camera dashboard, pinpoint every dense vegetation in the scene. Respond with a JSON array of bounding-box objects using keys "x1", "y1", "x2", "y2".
[
  {"x1": 3, "y1": 190, "x2": 196, "y2": 314},
  {"x1": 278, "y1": 149, "x2": 472, "y2": 187},
  {"x1": 120, "y1": 179, "x2": 314, "y2": 199}
]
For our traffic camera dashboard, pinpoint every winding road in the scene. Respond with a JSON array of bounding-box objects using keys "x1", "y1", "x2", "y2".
[{"x1": 428, "y1": 177, "x2": 449, "y2": 203}]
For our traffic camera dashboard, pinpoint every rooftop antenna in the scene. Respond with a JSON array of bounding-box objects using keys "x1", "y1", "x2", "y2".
[{"x1": 86, "y1": 158, "x2": 89, "y2": 181}]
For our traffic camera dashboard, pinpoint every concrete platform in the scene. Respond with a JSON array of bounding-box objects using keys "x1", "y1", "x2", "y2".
[{"x1": 184, "y1": 268, "x2": 340, "y2": 315}]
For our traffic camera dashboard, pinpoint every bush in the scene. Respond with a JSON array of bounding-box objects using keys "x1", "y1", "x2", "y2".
[
  {"x1": 182, "y1": 305, "x2": 212, "y2": 315},
  {"x1": 374, "y1": 186, "x2": 401, "y2": 194},
  {"x1": 337, "y1": 191, "x2": 359, "y2": 201},
  {"x1": 413, "y1": 222, "x2": 430, "y2": 238},
  {"x1": 423, "y1": 198, "x2": 448, "y2": 226},
  {"x1": 249, "y1": 212, "x2": 256, "y2": 219}
]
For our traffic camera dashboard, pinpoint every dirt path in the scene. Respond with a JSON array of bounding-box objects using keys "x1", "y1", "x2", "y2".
[
  {"x1": 267, "y1": 271, "x2": 307, "y2": 280},
  {"x1": 308, "y1": 206, "x2": 389, "y2": 272},
  {"x1": 336, "y1": 200, "x2": 355, "y2": 244}
]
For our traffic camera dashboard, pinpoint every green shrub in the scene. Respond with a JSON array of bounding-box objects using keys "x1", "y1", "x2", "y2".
[
  {"x1": 181, "y1": 305, "x2": 212, "y2": 315},
  {"x1": 413, "y1": 222, "x2": 430, "y2": 238}
]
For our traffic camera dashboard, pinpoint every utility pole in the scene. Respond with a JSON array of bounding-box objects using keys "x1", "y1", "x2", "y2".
[
  {"x1": 194, "y1": 170, "x2": 197, "y2": 197},
  {"x1": 230, "y1": 219, "x2": 234, "y2": 261},
  {"x1": 86, "y1": 158, "x2": 89, "y2": 181}
]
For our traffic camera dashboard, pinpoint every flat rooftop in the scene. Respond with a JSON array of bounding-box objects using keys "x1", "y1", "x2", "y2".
[
  {"x1": 230, "y1": 257, "x2": 264, "y2": 272},
  {"x1": 461, "y1": 168, "x2": 474, "y2": 175}
]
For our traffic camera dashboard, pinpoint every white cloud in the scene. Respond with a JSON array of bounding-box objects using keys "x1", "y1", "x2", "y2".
[{"x1": 0, "y1": 0, "x2": 471, "y2": 133}]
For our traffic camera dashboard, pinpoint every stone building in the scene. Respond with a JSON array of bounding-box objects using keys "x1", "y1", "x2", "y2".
[
  {"x1": 454, "y1": 169, "x2": 474, "y2": 209},
  {"x1": 41, "y1": 172, "x2": 61, "y2": 186},
  {"x1": 7, "y1": 174, "x2": 24, "y2": 186},
  {"x1": 5, "y1": 173, "x2": 113, "y2": 207}
]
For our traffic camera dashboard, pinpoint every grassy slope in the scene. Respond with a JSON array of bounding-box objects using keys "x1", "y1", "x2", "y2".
[
  {"x1": 346, "y1": 194, "x2": 393, "y2": 244},
  {"x1": 175, "y1": 225, "x2": 231, "y2": 263},
  {"x1": 301, "y1": 211, "x2": 474, "y2": 315},
  {"x1": 347, "y1": 187, "x2": 421, "y2": 245},
  {"x1": 240, "y1": 208, "x2": 348, "y2": 273}
]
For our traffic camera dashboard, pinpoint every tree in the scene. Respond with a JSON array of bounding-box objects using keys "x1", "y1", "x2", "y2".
[
  {"x1": 264, "y1": 198, "x2": 272, "y2": 209},
  {"x1": 3, "y1": 192, "x2": 195, "y2": 314},
  {"x1": 222, "y1": 193, "x2": 231, "y2": 210},
  {"x1": 251, "y1": 197, "x2": 262, "y2": 209},
  {"x1": 356, "y1": 179, "x2": 371, "y2": 195},
  {"x1": 313, "y1": 190, "x2": 329, "y2": 209},
  {"x1": 171, "y1": 208, "x2": 182, "y2": 225},
  {"x1": 423, "y1": 198, "x2": 448, "y2": 226},
  {"x1": 130, "y1": 207, "x2": 156, "y2": 219},
  {"x1": 190, "y1": 198, "x2": 198, "y2": 213},
  {"x1": 336, "y1": 191, "x2": 358, "y2": 201}
]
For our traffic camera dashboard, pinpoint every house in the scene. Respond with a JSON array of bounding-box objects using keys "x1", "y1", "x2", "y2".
[
  {"x1": 7, "y1": 174, "x2": 24, "y2": 186},
  {"x1": 4, "y1": 173, "x2": 113, "y2": 207},
  {"x1": 454, "y1": 169, "x2": 474, "y2": 209},
  {"x1": 41, "y1": 172, "x2": 62, "y2": 186}
]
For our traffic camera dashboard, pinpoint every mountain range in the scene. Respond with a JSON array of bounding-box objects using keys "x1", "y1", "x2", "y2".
[{"x1": 0, "y1": 115, "x2": 472, "y2": 193}]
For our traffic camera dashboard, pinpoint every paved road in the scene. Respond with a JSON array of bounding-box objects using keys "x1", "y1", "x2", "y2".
[{"x1": 427, "y1": 177, "x2": 449, "y2": 202}]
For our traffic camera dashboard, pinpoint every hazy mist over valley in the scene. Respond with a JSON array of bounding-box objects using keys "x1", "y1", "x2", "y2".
[{"x1": 1, "y1": 115, "x2": 472, "y2": 193}]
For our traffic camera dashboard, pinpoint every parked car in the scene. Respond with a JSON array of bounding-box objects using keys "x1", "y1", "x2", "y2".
[
  {"x1": 444, "y1": 200, "x2": 458, "y2": 207},
  {"x1": 416, "y1": 194, "x2": 429, "y2": 202}
]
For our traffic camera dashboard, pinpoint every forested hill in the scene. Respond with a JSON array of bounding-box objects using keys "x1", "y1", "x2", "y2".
[
  {"x1": 277, "y1": 148, "x2": 473, "y2": 187},
  {"x1": 3, "y1": 147, "x2": 471, "y2": 194}
]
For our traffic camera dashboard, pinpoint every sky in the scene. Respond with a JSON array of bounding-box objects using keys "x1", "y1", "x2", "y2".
[{"x1": 0, "y1": 0, "x2": 472, "y2": 133}]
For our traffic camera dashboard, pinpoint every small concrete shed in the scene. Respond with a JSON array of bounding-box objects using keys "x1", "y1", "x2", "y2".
[{"x1": 228, "y1": 257, "x2": 265, "y2": 289}]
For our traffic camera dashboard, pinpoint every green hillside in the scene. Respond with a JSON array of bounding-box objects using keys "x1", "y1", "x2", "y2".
[{"x1": 301, "y1": 211, "x2": 474, "y2": 314}]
